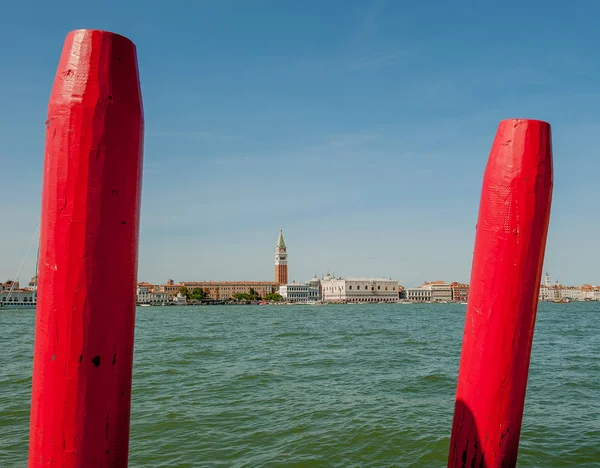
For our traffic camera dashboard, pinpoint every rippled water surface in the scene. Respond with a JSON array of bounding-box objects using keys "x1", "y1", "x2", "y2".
[{"x1": 2, "y1": 303, "x2": 599, "y2": 466}]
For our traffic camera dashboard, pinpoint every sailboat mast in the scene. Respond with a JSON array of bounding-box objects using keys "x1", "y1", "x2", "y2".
[{"x1": 34, "y1": 242, "x2": 40, "y2": 299}]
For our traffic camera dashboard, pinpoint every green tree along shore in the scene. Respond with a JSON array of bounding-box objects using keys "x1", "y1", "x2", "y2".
[
  {"x1": 264, "y1": 293, "x2": 284, "y2": 302},
  {"x1": 232, "y1": 287, "x2": 260, "y2": 302},
  {"x1": 179, "y1": 286, "x2": 283, "y2": 303},
  {"x1": 179, "y1": 286, "x2": 208, "y2": 301}
]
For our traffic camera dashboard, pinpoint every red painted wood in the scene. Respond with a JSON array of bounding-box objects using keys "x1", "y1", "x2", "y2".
[
  {"x1": 448, "y1": 119, "x2": 553, "y2": 468},
  {"x1": 28, "y1": 30, "x2": 143, "y2": 467}
]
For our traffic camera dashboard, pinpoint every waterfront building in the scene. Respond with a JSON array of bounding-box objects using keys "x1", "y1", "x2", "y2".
[
  {"x1": 538, "y1": 285, "x2": 552, "y2": 301},
  {"x1": 0, "y1": 280, "x2": 36, "y2": 307},
  {"x1": 136, "y1": 282, "x2": 178, "y2": 301},
  {"x1": 537, "y1": 273, "x2": 597, "y2": 302},
  {"x1": 180, "y1": 281, "x2": 277, "y2": 300},
  {"x1": 429, "y1": 281, "x2": 453, "y2": 302},
  {"x1": 538, "y1": 273, "x2": 558, "y2": 301},
  {"x1": 405, "y1": 284, "x2": 432, "y2": 302},
  {"x1": 150, "y1": 290, "x2": 170, "y2": 303},
  {"x1": 539, "y1": 272, "x2": 553, "y2": 301},
  {"x1": 136, "y1": 283, "x2": 153, "y2": 303},
  {"x1": 174, "y1": 292, "x2": 187, "y2": 305},
  {"x1": 279, "y1": 275, "x2": 321, "y2": 302},
  {"x1": 553, "y1": 282, "x2": 564, "y2": 301},
  {"x1": 537, "y1": 273, "x2": 594, "y2": 302},
  {"x1": 450, "y1": 282, "x2": 469, "y2": 302},
  {"x1": 560, "y1": 286, "x2": 583, "y2": 301},
  {"x1": 160, "y1": 279, "x2": 180, "y2": 299},
  {"x1": 538, "y1": 279, "x2": 592, "y2": 302},
  {"x1": 136, "y1": 283, "x2": 171, "y2": 304},
  {"x1": 581, "y1": 284, "x2": 595, "y2": 301},
  {"x1": 1, "y1": 280, "x2": 20, "y2": 292},
  {"x1": 275, "y1": 229, "x2": 288, "y2": 285},
  {"x1": 1, "y1": 288, "x2": 35, "y2": 306},
  {"x1": 321, "y1": 274, "x2": 398, "y2": 303}
]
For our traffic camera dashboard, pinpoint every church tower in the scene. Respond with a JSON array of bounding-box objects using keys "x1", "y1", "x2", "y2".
[{"x1": 275, "y1": 229, "x2": 288, "y2": 285}]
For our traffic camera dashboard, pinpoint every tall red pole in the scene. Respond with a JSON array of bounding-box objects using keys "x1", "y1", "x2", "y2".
[
  {"x1": 448, "y1": 119, "x2": 553, "y2": 468},
  {"x1": 28, "y1": 30, "x2": 143, "y2": 467}
]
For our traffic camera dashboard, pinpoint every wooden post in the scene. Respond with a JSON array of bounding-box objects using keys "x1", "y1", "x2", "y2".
[
  {"x1": 448, "y1": 119, "x2": 553, "y2": 468},
  {"x1": 28, "y1": 30, "x2": 143, "y2": 467}
]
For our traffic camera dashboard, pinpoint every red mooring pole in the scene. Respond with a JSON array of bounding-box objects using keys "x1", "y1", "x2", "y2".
[
  {"x1": 28, "y1": 30, "x2": 143, "y2": 467},
  {"x1": 448, "y1": 119, "x2": 553, "y2": 468}
]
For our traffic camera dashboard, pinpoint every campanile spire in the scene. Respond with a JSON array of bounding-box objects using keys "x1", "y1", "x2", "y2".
[{"x1": 275, "y1": 229, "x2": 288, "y2": 285}]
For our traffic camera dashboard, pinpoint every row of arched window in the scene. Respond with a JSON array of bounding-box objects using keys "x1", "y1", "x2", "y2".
[
  {"x1": 1, "y1": 296, "x2": 35, "y2": 302},
  {"x1": 348, "y1": 285, "x2": 395, "y2": 291},
  {"x1": 323, "y1": 284, "x2": 397, "y2": 292}
]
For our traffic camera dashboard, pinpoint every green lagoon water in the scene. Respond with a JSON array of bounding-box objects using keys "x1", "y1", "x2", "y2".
[{"x1": 1, "y1": 303, "x2": 599, "y2": 467}]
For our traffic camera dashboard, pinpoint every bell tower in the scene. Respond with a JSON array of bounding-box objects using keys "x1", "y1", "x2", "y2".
[{"x1": 275, "y1": 229, "x2": 288, "y2": 285}]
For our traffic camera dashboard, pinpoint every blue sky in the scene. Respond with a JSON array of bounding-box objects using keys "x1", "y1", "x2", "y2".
[{"x1": 1, "y1": 0, "x2": 599, "y2": 287}]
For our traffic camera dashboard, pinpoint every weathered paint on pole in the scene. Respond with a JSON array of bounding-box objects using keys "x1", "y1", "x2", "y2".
[
  {"x1": 448, "y1": 119, "x2": 553, "y2": 468},
  {"x1": 28, "y1": 30, "x2": 143, "y2": 467}
]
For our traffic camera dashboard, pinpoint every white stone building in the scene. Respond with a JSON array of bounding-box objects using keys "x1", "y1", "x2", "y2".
[
  {"x1": 430, "y1": 281, "x2": 453, "y2": 302},
  {"x1": 137, "y1": 284, "x2": 152, "y2": 304},
  {"x1": 279, "y1": 276, "x2": 321, "y2": 302},
  {"x1": 405, "y1": 285, "x2": 433, "y2": 302},
  {"x1": 150, "y1": 291, "x2": 170, "y2": 304},
  {"x1": 580, "y1": 285, "x2": 595, "y2": 301},
  {"x1": 538, "y1": 285, "x2": 553, "y2": 301},
  {"x1": 137, "y1": 283, "x2": 170, "y2": 304},
  {"x1": 0, "y1": 289, "x2": 36, "y2": 307},
  {"x1": 0, "y1": 280, "x2": 36, "y2": 308},
  {"x1": 174, "y1": 292, "x2": 187, "y2": 305},
  {"x1": 539, "y1": 274, "x2": 600, "y2": 302},
  {"x1": 321, "y1": 274, "x2": 398, "y2": 303},
  {"x1": 539, "y1": 272, "x2": 555, "y2": 302},
  {"x1": 560, "y1": 286, "x2": 583, "y2": 301}
]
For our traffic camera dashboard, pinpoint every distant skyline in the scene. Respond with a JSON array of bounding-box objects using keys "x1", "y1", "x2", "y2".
[{"x1": 1, "y1": 1, "x2": 600, "y2": 287}]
